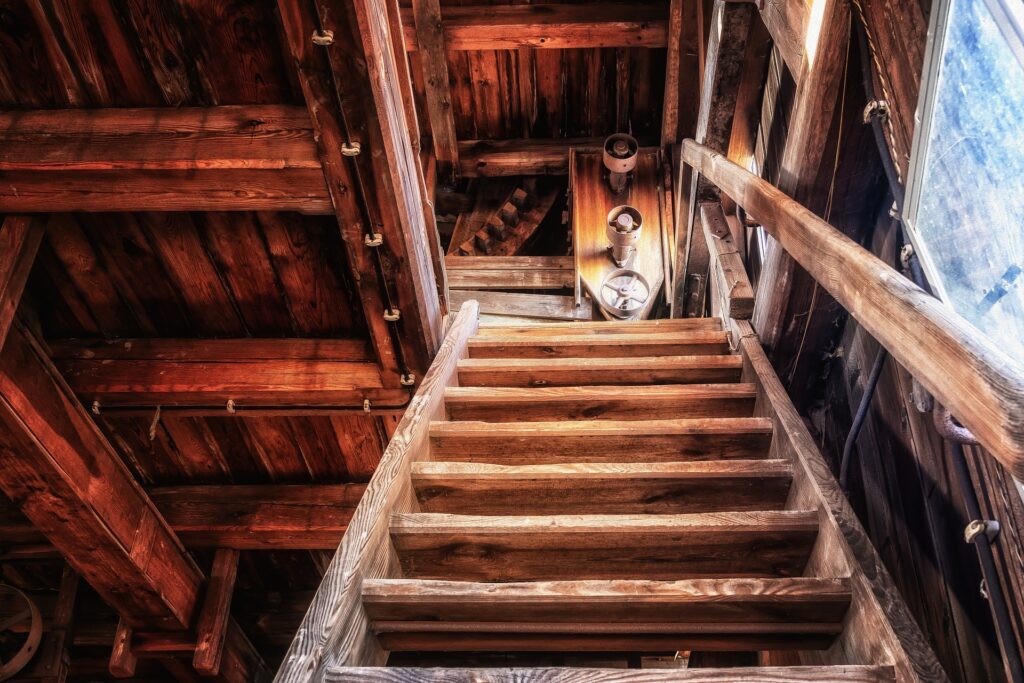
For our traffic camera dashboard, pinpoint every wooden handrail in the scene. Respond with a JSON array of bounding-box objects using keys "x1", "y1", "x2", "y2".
[{"x1": 682, "y1": 139, "x2": 1024, "y2": 478}]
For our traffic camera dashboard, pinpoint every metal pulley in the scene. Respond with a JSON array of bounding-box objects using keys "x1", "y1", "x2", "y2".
[
  {"x1": 599, "y1": 268, "x2": 650, "y2": 319},
  {"x1": 606, "y1": 205, "x2": 643, "y2": 267},
  {"x1": 0, "y1": 585, "x2": 42, "y2": 681},
  {"x1": 602, "y1": 133, "x2": 639, "y2": 194}
]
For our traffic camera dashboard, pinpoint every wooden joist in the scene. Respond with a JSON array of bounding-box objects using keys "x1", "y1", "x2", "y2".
[
  {"x1": 457, "y1": 355, "x2": 743, "y2": 387},
  {"x1": 449, "y1": 290, "x2": 591, "y2": 322},
  {"x1": 0, "y1": 106, "x2": 330, "y2": 213},
  {"x1": 50, "y1": 338, "x2": 395, "y2": 408},
  {"x1": 429, "y1": 417, "x2": 774, "y2": 464},
  {"x1": 0, "y1": 216, "x2": 44, "y2": 347},
  {"x1": 458, "y1": 137, "x2": 603, "y2": 177},
  {"x1": 467, "y1": 331, "x2": 731, "y2": 358},
  {"x1": 0, "y1": 484, "x2": 365, "y2": 551},
  {"x1": 412, "y1": 460, "x2": 792, "y2": 514},
  {"x1": 325, "y1": 666, "x2": 897, "y2": 682},
  {"x1": 446, "y1": 256, "x2": 574, "y2": 290},
  {"x1": 390, "y1": 511, "x2": 819, "y2": 581},
  {"x1": 444, "y1": 384, "x2": 756, "y2": 422},
  {"x1": 399, "y1": 4, "x2": 669, "y2": 51},
  {"x1": 701, "y1": 202, "x2": 754, "y2": 319}
]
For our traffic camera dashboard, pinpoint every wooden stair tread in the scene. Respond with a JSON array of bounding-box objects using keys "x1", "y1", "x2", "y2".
[
  {"x1": 474, "y1": 317, "x2": 723, "y2": 336},
  {"x1": 444, "y1": 384, "x2": 756, "y2": 422},
  {"x1": 429, "y1": 417, "x2": 774, "y2": 463},
  {"x1": 390, "y1": 511, "x2": 818, "y2": 581},
  {"x1": 457, "y1": 355, "x2": 743, "y2": 387},
  {"x1": 412, "y1": 460, "x2": 792, "y2": 514},
  {"x1": 325, "y1": 665, "x2": 896, "y2": 682},
  {"x1": 468, "y1": 332, "x2": 730, "y2": 358}
]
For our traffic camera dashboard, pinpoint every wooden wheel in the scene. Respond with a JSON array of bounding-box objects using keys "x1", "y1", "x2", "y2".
[{"x1": 0, "y1": 585, "x2": 42, "y2": 681}]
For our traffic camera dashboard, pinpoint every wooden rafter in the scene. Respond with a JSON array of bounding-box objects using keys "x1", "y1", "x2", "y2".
[
  {"x1": 411, "y1": 0, "x2": 459, "y2": 181},
  {"x1": 398, "y1": 3, "x2": 670, "y2": 51},
  {"x1": 0, "y1": 216, "x2": 44, "y2": 347}
]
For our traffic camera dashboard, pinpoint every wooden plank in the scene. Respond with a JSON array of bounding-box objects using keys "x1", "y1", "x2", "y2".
[
  {"x1": 467, "y1": 332, "x2": 730, "y2": 358},
  {"x1": 274, "y1": 301, "x2": 479, "y2": 679},
  {"x1": 327, "y1": 666, "x2": 896, "y2": 682},
  {"x1": 0, "y1": 322, "x2": 202, "y2": 630},
  {"x1": 457, "y1": 355, "x2": 743, "y2": 387},
  {"x1": 411, "y1": 460, "x2": 792, "y2": 514},
  {"x1": 459, "y1": 137, "x2": 602, "y2": 177},
  {"x1": 735, "y1": 319, "x2": 945, "y2": 682},
  {"x1": 429, "y1": 417, "x2": 774, "y2": 463},
  {"x1": 52, "y1": 338, "x2": 387, "y2": 407},
  {"x1": 193, "y1": 549, "x2": 239, "y2": 675},
  {"x1": 390, "y1": 511, "x2": 819, "y2": 581},
  {"x1": 0, "y1": 216, "x2": 44, "y2": 347},
  {"x1": 661, "y1": 0, "x2": 702, "y2": 146},
  {"x1": 446, "y1": 256, "x2": 574, "y2": 290},
  {"x1": 701, "y1": 203, "x2": 754, "y2": 319},
  {"x1": 447, "y1": 256, "x2": 574, "y2": 270},
  {"x1": 672, "y1": 1, "x2": 754, "y2": 318},
  {"x1": 475, "y1": 317, "x2": 722, "y2": 336},
  {"x1": 449, "y1": 290, "x2": 590, "y2": 322},
  {"x1": 444, "y1": 384, "x2": 756, "y2": 422},
  {"x1": 684, "y1": 140, "x2": 1024, "y2": 478},
  {"x1": 399, "y1": 4, "x2": 669, "y2": 51},
  {"x1": 411, "y1": 0, "x2": 458, "y2": 181},
  {"x1": 758, "y1": 1, "x2": 807, "y2": 75}
]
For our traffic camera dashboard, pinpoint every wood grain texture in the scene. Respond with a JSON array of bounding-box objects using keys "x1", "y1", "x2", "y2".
[
  {"x1": 457, "y1": 355, "x2": 742, "y2": 387},
  {"x1": 468, "y1": 332, "x2": 730, "y2": 358},
  {"x1": 274, "y1": 301, "x2": 479, "y2": 680},
  {"x1": 475, "y1": 318, "x2": 722, "y2": 336},
  {"x1": 412, "y1": 460, "x2": 791, "y2": 514},
  {"x1": 459, "y1": 137, "x2": 602, "y2": 177},
  {"x1": 325, "y1": 666, "x2": 896, "y2": 682},
  {"x1": 0, "y1": 216, "x2": 44, "y2": 348},
  {"x1": 449, "y1": 290, "x2": 591, "y2": 322},
  {"x1": 446, "y1": 256, "x2": 574, "y2": 290},
  {"x1": 444, "y1": 384, "x2": 756, "y2": 422},
  {"x1": 701, "y1": 203, "x2": 753, "y2": 319},
  {"x1": 399, "y1": 4, "x2": 669, "y2": 51},
  {"x1": 686, "y1": 140, "x2": 1024, "y2": 478},
  {"x1": 429, "y1": 417, "x2": 773, "y2": 463},
  {"x1": 391, "y1": 511, "x2": 819, "y2": 581},
  {"x1": 411, "y1": 0, "x2": 458, "y2": 180},
  {"x1": 193, "y1": 549, "x2": 239, "y2": 675}
]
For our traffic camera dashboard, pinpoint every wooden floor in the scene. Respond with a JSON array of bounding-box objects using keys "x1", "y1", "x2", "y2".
[{"x1": 276, "y1": 305, "x2": 943, "y2": 682}]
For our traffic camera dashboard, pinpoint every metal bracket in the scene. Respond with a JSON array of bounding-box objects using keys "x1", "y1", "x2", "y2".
[
  {"x1": 311, "y1": 29, "x2": 334, "y2": 46},
  {"x1": 363, "y1": 232, "x2": 383, "y2": 248},
  {"x1": 400, "y1": 373, "x2": 416, "y2": 386},
  {"x1": 863, "y1": 99, "x2": 890, "y2": 124},
  {"x1": 383, "y1": 308, "x2": 401, "y2": 322},
  {"x1": 965, "y1": 519, "x2": 1000, "y2": 544},
  {"x1": 341, "y1": 141, "x2": 361, "y2": 157}
]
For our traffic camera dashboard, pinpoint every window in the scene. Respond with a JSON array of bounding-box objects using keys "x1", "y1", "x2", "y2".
[{"x1": 904, "y1": 0, "x2": 1024, "y2": 357}]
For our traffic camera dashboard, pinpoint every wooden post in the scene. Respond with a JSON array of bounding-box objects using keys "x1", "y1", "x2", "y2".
[
  {"x1": 0, "y1": 216, "x2": 44, "y2": 348},
  {"x1": 109, "y1": 619, "x2": 137, "y2": 678},
  {"x1": 411, "y1": 0, "x2": 459, "y2": 182},
  {"x1": 193, "y1": 549, "x2": 240, "y2": 675}
]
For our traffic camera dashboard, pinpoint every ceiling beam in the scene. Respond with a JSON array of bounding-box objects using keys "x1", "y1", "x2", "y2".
[
  {"x1": 0, "y1": 322, "x2": 202, "y2": 630},
  {"x1": 398, "y1": 3, "x2": 669, "y2": 51},
  {"x1": 672, "y1": 0, "x2": 755, "y2": 318},
  {"x1": 0, "y1": 216, "x2": 44, "y2": 347},
  {"x1": 459, "y1": 137, "x2": 605, "y2": 177},
  {"x1": 0, "y1": 106, "x2": 331, "y2": 213},
  {"x1": 49, "y1": 338, "x2": 401, "y2": 409},
  {"x1": 0, "y1": 484, "x2": 365, "y2": 551}
]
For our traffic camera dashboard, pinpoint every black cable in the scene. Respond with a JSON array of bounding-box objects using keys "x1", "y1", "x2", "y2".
[
  {"x1": 950, "y1": 441, "x2": 1024, "y2": 683},
  {"x1": 839, "y1": 345, "x2": 886, "y2": 489}
]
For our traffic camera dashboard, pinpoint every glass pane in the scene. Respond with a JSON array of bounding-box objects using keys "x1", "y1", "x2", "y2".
[{"x1": 912, "y1": 0, "x2": 1024, "y2": 356}]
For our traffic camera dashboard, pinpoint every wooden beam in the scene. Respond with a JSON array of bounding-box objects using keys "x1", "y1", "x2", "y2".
[
  {"x1": 750, "y1": 0, "x2": 850, "y2": 351},
  {"x1": 759, "y1": 0, "x2": 808, "y2": 75},
  {"x1": 109, "y1": 619, "x2": 136, "y2": 677},
  {"x1": 0, "y1": 106, "x2": 331, "y2": 213},
  {"x1": 193, "y1": 549, "x2": 239, "y2": 676},
  {"x1": 49, "y1": 338, "x2": 395, "y2": 408},
  {"x1": 0, "y1": 321, "x2": 202, "y2": 630},
  {"x1": 325, "y1": 666, "x2": 897, "y2": 682},
  {"x1": 458, "y1": 137, "x2": 603, "y2": 177},
  {"x1": 701, "y1": 202, "x2": 754, "y2": 319},
  {"x1": 445, "y1": 256, "x2": 574, "y2": 290},
  {"x1": 0, "y1": 484, "x2": 366, "y2": 551},
  {"x1": 672, "y1": 0, "x2": 755, "y2": 318},
  {"x1": 449, "y1": 290, "x2": 591, "y2": 322},
  {"x1": 683, "y1": 139, "x2": 1024, "y2": 478},
  {"x1": 411, "y1": 0, "x2": 459, "y2": 181},
  {"x1": 661, "y1": 0, "x2": 702, "y2": 145},
  {"x1": 399, "y1": 4, "x2": 669, "y2": 51},
  {"x1": 0, "y1": 216, "x2": 44, "y2": 347}
]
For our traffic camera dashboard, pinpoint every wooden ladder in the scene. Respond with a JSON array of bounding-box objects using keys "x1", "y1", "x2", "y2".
[{"x1": 276, "y1": 301, "x2": 946, "y2": 683}]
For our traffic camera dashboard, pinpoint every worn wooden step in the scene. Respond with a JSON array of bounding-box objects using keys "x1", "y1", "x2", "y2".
[
  {"x1": 444, "y1": 385, "x2": 756, "y2": 422},
  {"x1": 363, "y1": 577, "x2": 850, "y2": 652},
  {"x1": 325, "y1": 665, "x2": 896, "y2": 682},
  {"x1": 411, "y1": 460, "x2": 792, "y2": 514},
  {"x1": 467, "y1": 332, "x2": 730, "y2": 358},
  {"x1": 390, "y1": 511, "x2": 818, "y2": 582},
  {"x1": 475, "y1": 317, "x2": 722, "y2": 337},
  {"x1": 429, "y1": 418, "x2": 774, "y2": 463},
  {"x1": 451, "y1": 290, "x2": 591, "y2": 322},
  {"x1": 457, "y1": 355, "x2": 743, "y2": 387}
]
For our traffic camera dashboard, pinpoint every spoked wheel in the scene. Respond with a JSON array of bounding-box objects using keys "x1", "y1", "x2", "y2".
[
  {"x1": 0, "y1": 585, "x2": 42, "y2": 681},
  {"x1": 599, "y1": 268, "x2": 651, "y2": 319}
]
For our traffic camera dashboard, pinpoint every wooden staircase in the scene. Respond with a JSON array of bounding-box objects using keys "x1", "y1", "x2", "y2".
[{"x1": 276, "y1": 302, "x2": 945, "y2": 683}]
